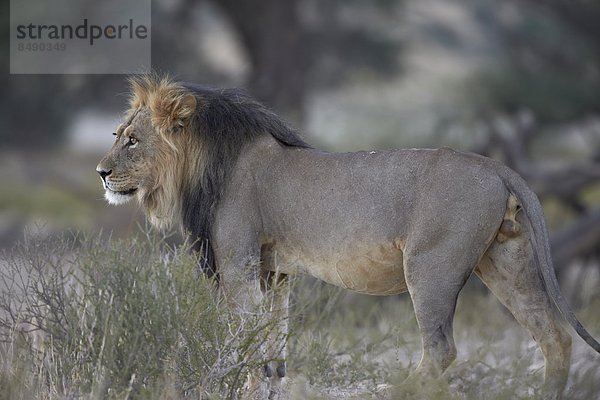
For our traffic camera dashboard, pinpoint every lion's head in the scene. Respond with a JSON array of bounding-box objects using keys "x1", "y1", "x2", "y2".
[
  {"x1": 97, "y1": 74, "x2": 309, "y2": 273},
  {"x1": 96, "y1": 75, "x2": 200, "y2": 229}
]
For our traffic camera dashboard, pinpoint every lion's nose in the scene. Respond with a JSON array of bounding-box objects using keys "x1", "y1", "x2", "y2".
[{"x1": 96, "y1": 167, "x2": 112, "y2": 181}]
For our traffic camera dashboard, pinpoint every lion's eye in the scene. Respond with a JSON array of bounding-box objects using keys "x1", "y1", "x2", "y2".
[{"x1": 128, "y1": 137, "x2": 138, "y2": 146}]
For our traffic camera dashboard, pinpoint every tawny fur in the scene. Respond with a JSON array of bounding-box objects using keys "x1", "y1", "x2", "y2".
[{"x1": 126, "y1": 75, "x2": 205, "y2": 228}]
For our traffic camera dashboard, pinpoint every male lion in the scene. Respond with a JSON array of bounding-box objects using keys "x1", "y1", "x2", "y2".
[{"x1": 97, "y1": 75, "x2": 600, "y2": 399}]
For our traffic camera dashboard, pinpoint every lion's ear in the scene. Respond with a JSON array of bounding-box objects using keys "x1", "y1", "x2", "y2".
[
  {"x1": 175, "y1": 93, "x2": 197, "y2": 125},
  {"x1": 150, "y1": 91, "x2": 197, "y2": 132}
]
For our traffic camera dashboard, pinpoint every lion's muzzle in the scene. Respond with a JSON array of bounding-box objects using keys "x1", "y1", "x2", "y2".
[{"x1": 96, "y1": 166, "x2": 112, "y2": 185}]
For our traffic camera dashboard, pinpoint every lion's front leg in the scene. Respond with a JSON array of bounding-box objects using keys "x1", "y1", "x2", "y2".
[
  {"x1": 219, "y1": 253, "x2": 272, "y2": 400},
  {"x1": 260, "y1": 272, "x2": 290, "y2": 400}
]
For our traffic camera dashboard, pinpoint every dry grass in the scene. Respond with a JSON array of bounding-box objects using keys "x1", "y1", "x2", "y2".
[
  {"x1": 1, "y1": 231, "x2": 599, "y2": 399},
  {"x1": 288, "y1": 281, "x2": 600, "y2": 400},
  {"x1": 0, "y1": 231, "x2": 277, "y2": 399}
]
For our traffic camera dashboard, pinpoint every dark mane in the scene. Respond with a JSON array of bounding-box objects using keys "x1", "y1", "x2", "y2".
[{"x1": 180, "y1": 83, "x2": 311, "y2": 276}]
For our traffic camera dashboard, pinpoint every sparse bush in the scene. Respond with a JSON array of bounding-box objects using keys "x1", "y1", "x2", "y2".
[
  {"x1": 0, "y1": 231, "x2": 276, "y2": 399},
  {"x1": 1, "y1": 232, "x2": 599, "y2": 399},
  {"x1": 290, "y1": 284, "x2": 397, "y2": 389}
]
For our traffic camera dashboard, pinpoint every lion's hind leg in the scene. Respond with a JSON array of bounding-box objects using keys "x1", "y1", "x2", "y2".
[
  {"x1": 475, "y1": 231, "x2": 572, "y2": 399},
  {"x1": 395, "y1": 244, "x2": 477, "y2": 400},
  {"x1": 404, "y1": 255, "x2": 469, "y2": 377},
  {"x1": 400, "y1": 204, "x2": 504, "y2": 396}
]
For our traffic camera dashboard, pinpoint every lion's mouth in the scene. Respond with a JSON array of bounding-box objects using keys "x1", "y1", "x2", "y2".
[
  {"x1": 114, "y1": 188, "x2": 138, "y2": 196},
  {"x1": 103, "y1": 186, "x2": 138, "y2": 205},
  {"x1": 102, "y1": 182, "x2": 138, "y2": 196}
]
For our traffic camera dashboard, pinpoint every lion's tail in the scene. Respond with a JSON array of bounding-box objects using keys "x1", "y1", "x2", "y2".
[{"x1": 498, "y1": 165, "x2": 600, "y2": 354}]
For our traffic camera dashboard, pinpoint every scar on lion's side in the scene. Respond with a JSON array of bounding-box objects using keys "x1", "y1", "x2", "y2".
[{"x1": 496, "y1": 193, "x2": 522, "y2": 243}]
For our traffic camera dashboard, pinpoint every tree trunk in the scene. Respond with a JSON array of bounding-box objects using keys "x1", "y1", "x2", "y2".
[{"x1": 216, "y1": 0, "x2": 309, "y2": 123}]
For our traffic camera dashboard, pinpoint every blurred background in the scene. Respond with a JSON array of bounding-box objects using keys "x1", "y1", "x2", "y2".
[{"x1": 1, "y1": 0, "x2": 599, "y2": 302}]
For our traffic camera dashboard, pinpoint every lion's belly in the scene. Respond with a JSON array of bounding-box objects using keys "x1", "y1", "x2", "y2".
[{"x1": 265, "y1": 241, "x2": 407, "y2": 295}]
